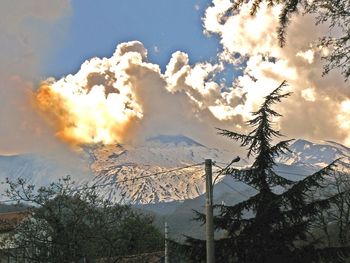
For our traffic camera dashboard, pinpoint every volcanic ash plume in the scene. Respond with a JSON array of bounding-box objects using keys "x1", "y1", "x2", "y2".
[
  {"x1": 35, "y1": 3, "x2": 350, "y2": 148},
  {"x1": 35, "y1": 41, "x2": 241, "y2": 147},
  {"x1": 36, "y1": 43, "x2": 148, "y2": 145}
]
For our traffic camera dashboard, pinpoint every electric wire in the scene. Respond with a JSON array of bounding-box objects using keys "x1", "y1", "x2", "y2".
[
  {"x1": 91, "y1": 162, "x2": 205, "y2": 188},
  {"x1": 220, "y1": 181, "x2": 249, "y2": 198},
  {"x1": 1, "y1": 159, "x2": 311, "y2": 204},
  {"x1": 214, "y1": 160, "x2": 311, "y2": 178},
  {"x1": 273, "y1": 170, "x2": 308, "y2": 177},
  {"x1": 211, "y1": 161, "x2": 312, "y2": 198}
]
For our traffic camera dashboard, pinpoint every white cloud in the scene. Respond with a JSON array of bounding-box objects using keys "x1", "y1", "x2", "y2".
[
  {"x1": 301, "y1": 88, "x2": 317, "y2": 102},
  {"x1": 202, "y1": 0, "x2": 350, "y2": 145},
  {"x1": 34, "y1": 41, "x2": 247, "y2": 151},
  {"x1": 296, "y1": 49, "x2": 315, "y2": 64},
  {"x1": 31, "y1": 0, "x2": 350, "y2": 152},
  {"x1": 338, "y1": 100, "x2": 350, "y2": 145}
]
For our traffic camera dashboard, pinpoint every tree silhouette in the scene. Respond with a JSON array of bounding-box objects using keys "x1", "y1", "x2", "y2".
[{"x1": 181, "y1": 81, "x2": 350, "y2": 262}]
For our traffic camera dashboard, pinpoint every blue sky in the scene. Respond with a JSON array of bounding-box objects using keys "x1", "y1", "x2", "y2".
[{"x1": 43, "y1": 0, "x2": 220, "y2": 78}]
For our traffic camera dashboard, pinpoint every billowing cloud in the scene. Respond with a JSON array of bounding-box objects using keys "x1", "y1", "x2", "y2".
[
  {"x1": 203, "y1": 0, "x2": 350, "y2": 145},
  {"x1": 35, "y1": 42, "x2": 239, "y2": 148},
  {"x1": 24, "y1": 0, "x2": 350, "y2": 156}
]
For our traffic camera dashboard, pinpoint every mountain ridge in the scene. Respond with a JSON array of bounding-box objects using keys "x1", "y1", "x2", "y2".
[{"x1": 0, "y1": 136, "x2": 349, "y2": 205}]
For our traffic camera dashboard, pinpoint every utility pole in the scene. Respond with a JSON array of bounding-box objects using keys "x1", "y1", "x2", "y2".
[
  {"x1": 205, "y1": 159, "x2": 215, "y2": 263},
  {"x1": 165, "y1": 221, "x2": 169, "y2": 263}
]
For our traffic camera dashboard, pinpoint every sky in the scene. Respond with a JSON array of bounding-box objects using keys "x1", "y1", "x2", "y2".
[
  {"x1": 1, "y1": 0, "x2": 350, "y2": 159},
  {"x1": 43, "y1": 0, "x2": 219, "y2": 78}
]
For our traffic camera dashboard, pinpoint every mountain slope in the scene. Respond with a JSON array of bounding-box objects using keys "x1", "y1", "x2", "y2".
[
  {"x1": 0, "y1": 154, "x2": 91, "y2": 197},
  {"x1": 87, "y1": 135, "x2": 239, "y2": 204},
  {"x1": 0, "y1": 136, "x2": 349, "y2": 205},
  {"x1": 277, "y1": 139, "x2": 350, "y2": 168},
  {"x1": 143, "y1": 139, "x2": 350, "y2": 239},
  {"x1": 88, "y1": 137, "x2": 350, "y2": 204}
]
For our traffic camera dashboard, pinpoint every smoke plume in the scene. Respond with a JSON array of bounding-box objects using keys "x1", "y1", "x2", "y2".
[
  {"x1": 0, "y1": 0, "x2": 92, "y2": 180},
  {"x1": 0, "y1": 0, "x2": 72, "y2": 154}
]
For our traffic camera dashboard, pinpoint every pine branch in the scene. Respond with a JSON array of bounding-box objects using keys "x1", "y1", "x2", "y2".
[
  {"x1": 248, "y1": 140, "x2": 293, "y2": 173},
  {"x1": 177, "y1": 236, "x2": 235, "y2": 262},
  {"x1": 281, "y1": 197, "x2": 331, "y2": 223},
  {"x1": 192, "y1": 209, "x2": 205, "y2": 223},
  {"x1": 251, "y1": 0, "x2": 264, "y2": 15},
  {"x1": 277, "y1": 0, "x2": 300, "y2": 47},
  {"x1": 271, "y1": 220, "x2": 309, "y2": 242},
  {"x1": 279, "y1": 187, "x2": 350, "y2": 225},
  {"x1": 231, "y1": 0, "x2": 245, "y2": 10},
  {"x1": 270, "y1": 139, "x2": 294, "y2": 157},
  {"x1": 266, "y1": 170, "x2": 295, "y2": 187},
  {"x1": 260, "y1": 80, "x2": 291, "y2": 108},
  {"x1": 300, "y1": 245, "x2": 350, "y2": 263},
  {"x1": 215, "y1": 192, "x2": 263, "y2": 220},
  {"x1": 214, "y1": 217, "x2": 254, "y2": 233},
  {"x1": 216, "y1": 128, "x2": 254, "y2": 147},
  {"x1": 282, "y1": 160, "x2": 339, "y2": 200},
  {"x1": 225, "y1": 168, "x2": 261, "y2": 189},
  {"x1": 169, "y1": 237, "x2": 205, "y2": 262}
]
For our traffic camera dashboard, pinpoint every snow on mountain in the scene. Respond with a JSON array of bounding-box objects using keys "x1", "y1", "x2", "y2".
[
  {"x1": 0, "y1": 154, "x2": 53, "y2": 184},
  {"x1": 0, "y1": 154, "x2": 91, "y2": 198},
  {"x1": 86, "y1": 135, "x2": 239, "y2": 204},
  {"x1": 276, "y1": 139, "x2": 350, "y2": 169},
  {"x1": 0, "y1": 136, "x2": 349, "y2": 205},
  {"x1": 87, "y1": 136, "x2": 350, "y2": 204}
]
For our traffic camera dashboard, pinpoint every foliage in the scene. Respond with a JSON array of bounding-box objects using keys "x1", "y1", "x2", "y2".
[
  {"x1": 1, "y1": 176, "x2": 164, "y2": 263},
  {"x1": 181, "y1": 81, "x2": 350, "y2": 262}
]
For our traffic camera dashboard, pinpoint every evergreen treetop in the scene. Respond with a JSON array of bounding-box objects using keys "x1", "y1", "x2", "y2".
[{"x1": 181, "y1": 81, "x2": 350, "y2": 263}]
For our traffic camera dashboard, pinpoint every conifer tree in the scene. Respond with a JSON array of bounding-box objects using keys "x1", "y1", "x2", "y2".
[{"x1": 181, "y1": 81, "x2": 350, "y2": 263}]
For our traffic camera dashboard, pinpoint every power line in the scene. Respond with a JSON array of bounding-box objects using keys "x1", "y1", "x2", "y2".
[
  {"x1": 213, "y1": 161, "x2": 309, "y2": 178},
  {"x1": 91, "y1": 162, "x2": 205, "y2": 188},
  {"x1": 107, "y1": 169, "x2": 205, "y2": 190},
  {"x1": 211, "y1": 162, "x2": 250, "y2": 198},
  {"x1": 211, "y1": 161, "x2": 312, "y2": 198},
  {"x1": 212, "y1": 163, "x2": 224, "y2": 170},
  {"x1": 273, "y1": 170, "x2": 308, "y2": 177},
  {"x1": 220, "y1": 181, "x2": 249, "y2": 198}
]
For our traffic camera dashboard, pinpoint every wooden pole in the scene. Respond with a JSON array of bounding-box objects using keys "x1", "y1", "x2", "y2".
[
  {"x1": 205, "y1": 159, "x2": 215, "y2": 263},
  {"x1": 165, "y1": 221, "x2": 169, "y2": 263}
]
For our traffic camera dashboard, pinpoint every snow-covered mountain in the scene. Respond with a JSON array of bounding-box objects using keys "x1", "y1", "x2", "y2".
[
  {"x1": 0, "y1": 153, "x2": 91, "y2": 197},
  {"x1": 86, "y1": 136, "x2": 350, "y2": 204},
  {"x1": 0, "y1": 136, "x2": 349, "y2": 205},
  {"x1": 277, "y1": 139, "x2": 350, "y2": 169},
  {"x1": 85, "y1": 135, "x2": 240, "y2": 204}
]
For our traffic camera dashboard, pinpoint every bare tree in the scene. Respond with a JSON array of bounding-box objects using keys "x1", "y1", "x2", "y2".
[{"x1": 311, "y1": 170, "x2": 350, "y2": 246}]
